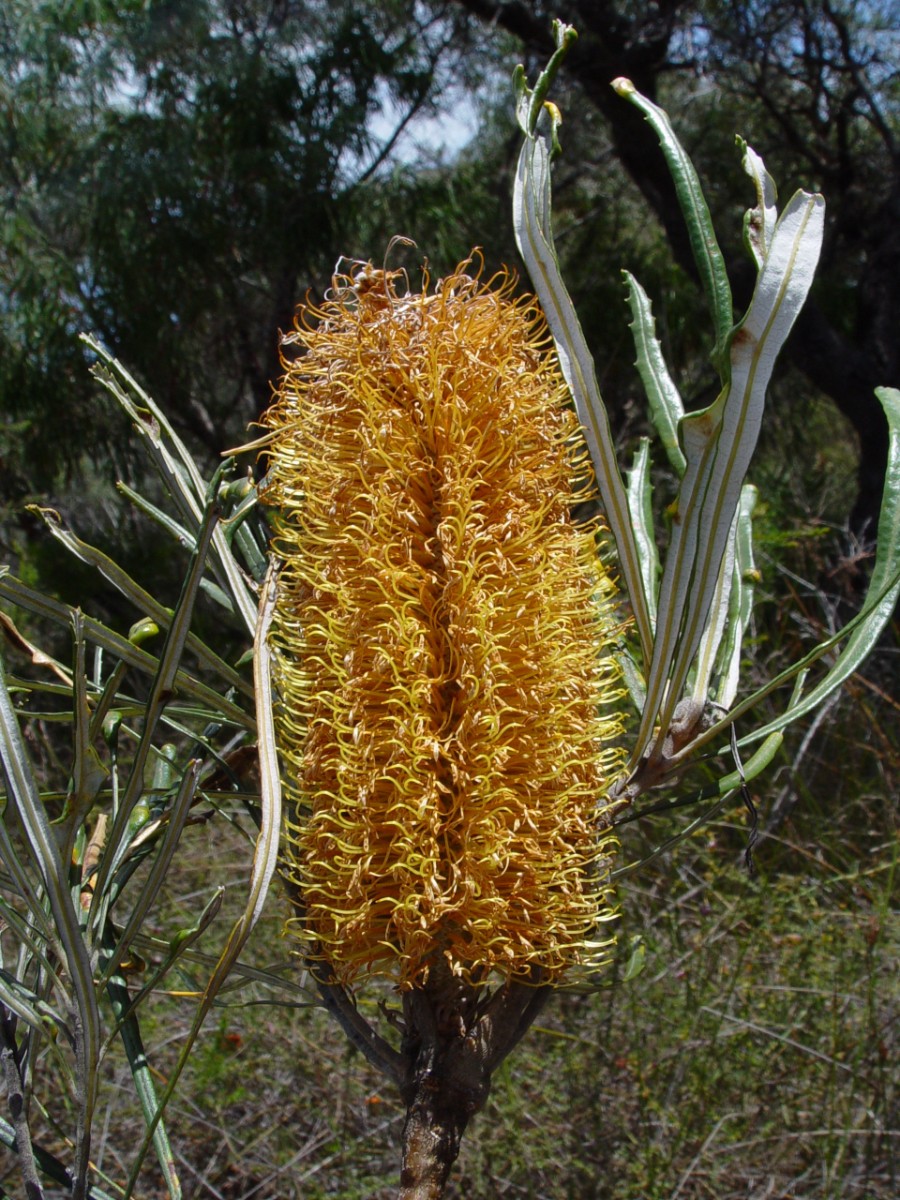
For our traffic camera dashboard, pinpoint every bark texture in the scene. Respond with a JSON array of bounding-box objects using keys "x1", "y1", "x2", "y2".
[
  {"x1": 397, "y1": 968, "x2": 550, "y2": 1199},
  {"x1": 307, "y1": 949, "x2": 550, "y2": 1198}
]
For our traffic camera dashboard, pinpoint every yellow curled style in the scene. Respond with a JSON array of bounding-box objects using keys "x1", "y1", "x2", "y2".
[{"x1": 263, "y1": 257, "x2": 625, "y2": 989}]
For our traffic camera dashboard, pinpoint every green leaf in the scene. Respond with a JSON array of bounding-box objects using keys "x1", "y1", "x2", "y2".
[
  {"x1": 105, "y1": 961, "x2": 181, "y2": 1199},
  {"x1": 116, "y1": 482, "x2": 195, "y2": 547},
  {"x1": 82, "y1": 337, "x2": 259, "y2": 635},
  {"x1": 0, "y1": 801, "x2": 55, "y2": 949},
  {"x1": 626, "y1": 438, "x2": 659, "y2": 634},
  {"x1": 59, "y1": 612, "x2": 108, "y2": 867},
  {"x1": 0, "y1": 662, "x2": 101, "y2": 1195},
  {"x1": 737, "y1": 386, "x2": 900, "y2": 744},
  {"x1": 689, "y1": 505, "x2": 740, "y2": 705},
  {"x1": 716, "y1": 731, "x2": 784, "y2": 795},
  {"x1": 88, "y1": 496, "x2": 223, "y2": 908},
  {"x1": 622, "y1": 936, "x2": 646, "y2": 982},
  {"x1": 0, "y1": 1115, "x2": 120, "y2": 1200},
  {"x1": 612, "y1": 79, "x2": 733, "y2": 369},
  {"x1": 513, "y1": 132, "x2": 654, "y2": 664},
  {"x1": 0, "y1": 575, "x2": 253, "y2": 731},
  {"x1": 623, "y1": 270, "x2": 686, "y2": 476},
  {"x1": 630, "y1": 186, "x2": 825, "y2": 769},
  {"x1": 121, "y1": 570, "x2": 282, "y2": 1194},
  {"x1": 714, "y1": 485, "x2": 759, "y2": 708},
  {"x1": 31, "y1": 508, "x2": 252, "y2": 701},
  {"x1": 617, "y1": 648, "x2": 647, "y2": 713},
  {"x1": 513, "y1": 20, "x2": 578, "y2": 138},
  {"x1": 123, "y1": 889, "x2": 225, "y2": 1019},
  {"x1": 99, "y1": 760, "x2": 202, "y2": 986},
  {"x1": 0, "y1": 955, "x2": 62, "y2": 1031}
]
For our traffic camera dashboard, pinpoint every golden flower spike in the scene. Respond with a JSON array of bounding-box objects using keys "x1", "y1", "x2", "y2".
[{"x1": 263, "y1": 256, "x2": 624, "y2": 991}]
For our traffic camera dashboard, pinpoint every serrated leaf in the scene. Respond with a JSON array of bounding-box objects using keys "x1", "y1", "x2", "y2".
[
  {"x1": 623, "y1": 270, "x2": 686, "y2": 476},
  {"x1": 612, "y1": 78, "x2": 733, "y2": 368}
]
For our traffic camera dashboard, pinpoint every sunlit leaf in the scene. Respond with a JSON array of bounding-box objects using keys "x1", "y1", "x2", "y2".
[{"x1": 513, "y1": 131, "x2": 654, "y2": 664}]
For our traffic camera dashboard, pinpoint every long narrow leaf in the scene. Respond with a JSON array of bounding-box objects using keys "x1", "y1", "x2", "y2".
[
  {"x1": 0, "y1": 575, "x2": 252, "y2": 731},
  {"x1": 117, "y1": 889, "x2": 224, "y2": 1021},
  {"x1": 32, "y1": 509, "x2": 252, "y2": 700},
  {"x1": 623, "y1": 271, "x2": 686, "y2": 475},
  {"x1": 631, "y1": 188, "x2": 824, "y2": 768},
  {"x1": 90, "y1": 500, "x2": 222, "y2": 907},
  {"x1": 662, "y1": 190, "x2": 824, "y2": 717},
  {"x1": 104, "y1": 368, "x2": 248, "y2": 622},
  {"x1": 0, "y1": 667, "x2": 101, "y2": 1198},
  {"x1": 513, "y1": 131, "x2": 653, "y2": 663},
  {"x1": 0, "y1": 955, "x2": 62, "y2": 1031},
  {"x1": 690, "y1": 509, "x2": 739, "y2": 703},
  {"x1": 82, "y1": 337, "x2": 258, "y2": 635},
  {"x1": 116, "y1": 482, "x2": 195, "y2": 548},
  {"x1": 105, "y1": 968, "x2": 181, "y2": 1198},
  {"x1": 612, "y1": 78, "x2": 733, "y2": 367},
  {"x1": 665, "y1": 560, "x2": 899, "y2": 771},
  {"x1": 734, "y1": 386, "x2": 900, "y2": 745},
  {"x1": 513, "y1": 20, "x2": 577, "y2": 137},
  {"x1": 0, "y1": 819, "x2": 55, "y2": 947},
  {"x1": 62, "y1": 613, "x2": 108, "y2": 869},
  {"x1": 626, "y1": 438, "x2": 659, "y2": 635},
  {"x1": 99, "y1": 760, "x2": 201, "y2": 986},
  {"x1": 715, "y1": 485, "x2": 759, "y2": 708},
  {"x1": 122, "y1": 568, "x2": 282, "y2": 1194},
  {"x1": 0, "y1": 1114, "x2": 120, "y2": 1200}
]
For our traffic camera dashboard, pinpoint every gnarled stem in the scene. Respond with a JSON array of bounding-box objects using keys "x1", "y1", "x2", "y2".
[{"x1": 397, "y1": 967, "x2": 550, "y2": 1199}]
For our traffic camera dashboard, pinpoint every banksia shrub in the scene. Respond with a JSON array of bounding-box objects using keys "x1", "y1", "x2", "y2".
[{"x1": 263, "y1": 259, "x2": 624, "y2": 989}]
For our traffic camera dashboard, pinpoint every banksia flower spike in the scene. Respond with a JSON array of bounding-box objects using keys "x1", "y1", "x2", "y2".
[{"x1": 263, "y1": 257, "x2": 624, "y2": 992}]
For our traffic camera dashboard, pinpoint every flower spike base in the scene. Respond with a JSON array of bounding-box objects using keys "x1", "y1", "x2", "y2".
[{"x1": 397, "y1": 967, "x2": 550, "y2": 1198}]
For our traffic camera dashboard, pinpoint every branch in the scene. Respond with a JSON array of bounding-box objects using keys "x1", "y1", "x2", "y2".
[
  {"x1": 307, "y1": 956, "x2": 407, "y2": 1087},
  {"x1": 1, "y1": 1009, "x2": 44, "y2": 1200}
]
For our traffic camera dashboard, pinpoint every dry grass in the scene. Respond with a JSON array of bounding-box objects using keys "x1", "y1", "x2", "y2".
[
  {"x1": 3, "y1": 479, "x2": 897, "y2": 1199},
  {"x1": 12, "y1": 692, "x2": 894, "y2": 1200}
]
